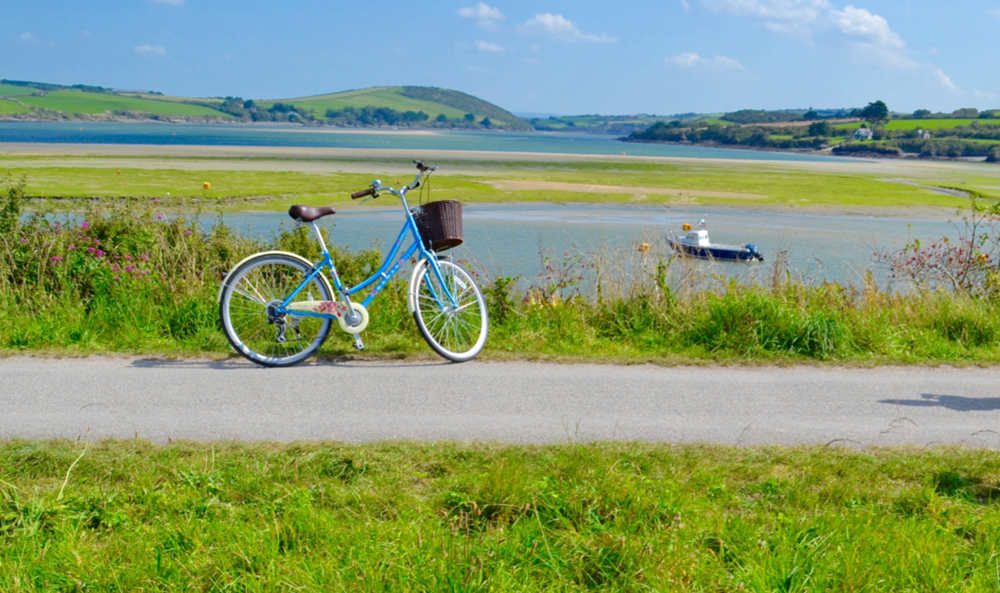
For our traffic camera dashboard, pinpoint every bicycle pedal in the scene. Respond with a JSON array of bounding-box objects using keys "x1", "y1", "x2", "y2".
[{"x1": 352, "y1": 335, "x2": 365, "y2": 351}]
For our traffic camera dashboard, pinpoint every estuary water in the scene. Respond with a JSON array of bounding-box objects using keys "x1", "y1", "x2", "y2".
[
  {"x1": 213, "y1": 203, "x2": 961, "y2": 291},
  {"x1": 0, "y1": 121, "x2": 840, "y2": 162}
]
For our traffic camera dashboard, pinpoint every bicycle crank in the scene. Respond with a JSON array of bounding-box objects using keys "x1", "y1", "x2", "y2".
[{"x1": 338, "y1": 302, "x2": 369, "y2": 334}]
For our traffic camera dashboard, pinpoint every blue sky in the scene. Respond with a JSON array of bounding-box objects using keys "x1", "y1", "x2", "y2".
[{"x1": 4, "y1": 1, "x2": 999, "y2": 116}]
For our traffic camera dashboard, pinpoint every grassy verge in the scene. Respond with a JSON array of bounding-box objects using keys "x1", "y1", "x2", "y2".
[
  {"x1": 3, "y1": 180, "x2": 1000, "y2": 365},
  {"x1": 2, "y1": 439, "x2": 999, "y2": 591}
]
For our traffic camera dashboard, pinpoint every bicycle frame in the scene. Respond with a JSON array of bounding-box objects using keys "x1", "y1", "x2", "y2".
[{"x1": 277, "y1": 180, "x2": 457, "y2": 321}]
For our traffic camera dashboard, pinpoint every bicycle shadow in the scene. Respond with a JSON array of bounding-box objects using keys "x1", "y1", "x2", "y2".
[
  {"x1": 879, "y1": 393, "x2": 1000, "y2": 412},
  {"x1": 130, "y1": 356, "x2": 452, "y2": 370}
]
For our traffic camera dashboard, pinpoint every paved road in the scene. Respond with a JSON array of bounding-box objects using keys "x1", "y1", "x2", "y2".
[{"x1": 2, "y1": 356, "x2": 1000, "y2": 447}]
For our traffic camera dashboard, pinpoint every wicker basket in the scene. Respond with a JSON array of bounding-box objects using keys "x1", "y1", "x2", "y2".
[{"x1": 413, "y1": 200, "x2": 463, "y2": 251}]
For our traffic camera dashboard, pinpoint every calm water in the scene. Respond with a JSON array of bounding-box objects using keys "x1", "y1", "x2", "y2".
[
  {"x1": 0, "y1": 122, "x2": 842, "y2": 162},
  {"x1": 209, "y1": 204, "x2": 958, "y2": 291}
]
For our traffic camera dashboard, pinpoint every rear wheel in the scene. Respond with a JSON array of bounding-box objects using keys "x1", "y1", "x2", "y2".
[
  {"x1": 219, "y1": 253, "x2": 332, "y2": 366},
  {"x1": 411, "y1": 259, "x2": 488, "y2": 362}
]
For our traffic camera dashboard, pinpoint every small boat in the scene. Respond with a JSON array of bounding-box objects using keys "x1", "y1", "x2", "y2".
[{"x1": 667, "y1": 220, "x2": 763, "y2": 262}]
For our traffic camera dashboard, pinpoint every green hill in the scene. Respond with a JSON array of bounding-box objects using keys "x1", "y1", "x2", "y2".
[
  {"x1": 0, "y1": 79, "x2": 531, "y2": 130},
  {"x1": 254, "y1": 86, "x2": 531, "y2": 130}
]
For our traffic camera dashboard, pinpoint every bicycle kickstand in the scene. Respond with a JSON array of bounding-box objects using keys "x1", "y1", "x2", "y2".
[{"x1": 352, "y1": 334, "x2": 365, "y2": 351}]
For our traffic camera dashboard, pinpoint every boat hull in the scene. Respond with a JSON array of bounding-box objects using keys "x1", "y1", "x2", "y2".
[{"x1": 667, "y1": 238, "x2": 763, "y2": 262}]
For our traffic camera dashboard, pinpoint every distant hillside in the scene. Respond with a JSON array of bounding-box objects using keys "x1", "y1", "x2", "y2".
[{"x1": 0, "y1": 80, "x2": 531, "y2": 130}]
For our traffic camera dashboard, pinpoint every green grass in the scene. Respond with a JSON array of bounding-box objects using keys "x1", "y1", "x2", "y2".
[
  {"x1": 0, "y1": 83, "x2": 38, "y2": 97},
  {"x1": 263, "y1": 87, "x2": 469, "y2": 120},
  {"x1": 885, "y1": 119, "x2": 984, "y2": 131},
  {"x1": 2, "y1": 439, "x2": 1000, "y2": 591},
  {"x1": 4, "y1": 154, "x2": 997, "y2": 212},
  {"x1": 16, "y1": 90, "x2": 229, "y2": 117},
  {"x1": 0, "y1": 99, "x2": 30, "y2": 115}
]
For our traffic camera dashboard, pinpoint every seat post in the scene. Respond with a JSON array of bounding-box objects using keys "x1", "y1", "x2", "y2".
[{"x1": 310, "y1": 222, "x2": 329, "y2": 255}]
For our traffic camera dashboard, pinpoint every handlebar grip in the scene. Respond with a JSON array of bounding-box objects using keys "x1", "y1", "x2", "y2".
[{"x1": 351, "y1": 188, "x2": 375, "y2": 199}]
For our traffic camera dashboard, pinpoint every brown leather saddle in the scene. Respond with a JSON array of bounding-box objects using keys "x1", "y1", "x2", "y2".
[{"x1": 287, "y1": 205, "x2": 336, "y2": 222}]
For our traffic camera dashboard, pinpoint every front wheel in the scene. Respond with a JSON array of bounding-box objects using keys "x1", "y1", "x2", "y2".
[
  {"x1": 411, "y1": 259, "x2": 488, "y2": 362},
  {"x1": 219, "y1": 253, "x2": 333, "y2": 367}
]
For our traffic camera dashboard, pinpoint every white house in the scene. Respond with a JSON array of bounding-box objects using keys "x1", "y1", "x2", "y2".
[{"x1": 854, "y1": 127, "x2": 873, "y2": 141}]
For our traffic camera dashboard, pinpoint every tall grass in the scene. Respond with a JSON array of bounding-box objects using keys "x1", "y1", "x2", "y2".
[
  {"x1": 1, "y1": 440, "x2": 1000, "y2": 591},
  {"x1": 3, "y1": 176, "x2": 1000, "y2": 363}
]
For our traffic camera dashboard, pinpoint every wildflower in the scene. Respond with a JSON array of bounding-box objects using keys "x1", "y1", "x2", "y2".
[
  {"x1": 95, "y1": 249, "x2": 105, "y2": 257},
  {"x1": 156, "y1": 214, "x2": 164, "y2": 220},
  {"x1": 139, "y1": 254, "x2": 149, "y2": 261},
  {"x1": 50, "y1": 256, "x2": 62, "y2": 262},
  {"x1": 125, "y1": 265, "x2": 135, "y2": 272},
  {"x1": 114, "y1": 275, "x2": 121, "y2": 281},
  {"x1": 81, "y1": 221, "x2": 90, "y2": 230},
  {"x1": 125, "y1": 255, "x2": 132, "y2": 261},
  {"x1": 19, "y1": 238, "x2": 27, "y2": 244},
  {"x1": 184, "y1": 230, "x2": 193, "y2": 236}
]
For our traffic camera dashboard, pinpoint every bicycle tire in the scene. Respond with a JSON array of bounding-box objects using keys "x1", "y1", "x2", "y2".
[
  {"x1": 411, "y1": 259, "x2": 488, "y2": 362},
  {"x1": 219, "y1": 253, "x2": 333, "y2": 367}
]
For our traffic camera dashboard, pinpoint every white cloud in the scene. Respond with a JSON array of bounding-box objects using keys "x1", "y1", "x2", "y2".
[
  {"x1": 458, "y1": 3, "x2": 504, "y2": 29},
  {"x1": 828, "y1": 6, "x2": 902, "y2": 49},
  {"x1": 702, "y1": 0, "x2": 829, "y2": 25},
  {"x1": 18, "y1": 32, "x2": 39, "y2": 43},
  {"x1": 934, "y1": 68, "x2": 959, "y2": 93},
  {"x1": 667, "y1": 52, "x2": 745, "y2": 70},
  {"x1": 133, "y1": 44, "x2": 167, "y2": 56},
  {"x1": 990, "y1": 7, "x2": 1000, "y2": 20},
  {"x1": 702, "y1": 1, "x2": 918, "y2": 67},
  {"x1": 522, "y1": 13, "x2": 617, "y2": 43},
  {"x1": 474, "y1": 40, "x2": 505, "y2": 54},
  {"x1": 828, "y1": 5, "x2": 912, "y2": 68}
]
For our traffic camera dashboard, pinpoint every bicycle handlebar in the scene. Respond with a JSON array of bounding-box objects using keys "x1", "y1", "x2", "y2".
[{"x1": 351, "y1": 161, "x2": 437, "y2": 200}]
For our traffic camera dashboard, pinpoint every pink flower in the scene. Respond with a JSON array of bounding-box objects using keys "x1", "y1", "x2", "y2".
[
  {"x1": 50, "y1": 256, "x2": 62, "y2": 262},
  {"x1": 125, "y1": 265, "x2": 135, "y2": 272},
  {"x1": 124, "y1": 255, "x2": 132, "y2": 261},
  {"x1": 184, "y1": 230, "x2": 193, "y2": 236},
  {"x1": 81, "y1": 221, "x2": 90, "y2": 230},
  {"x1": 68, "y1": 245, "x2": 76, "y2": 251},
  {"x1": 19, "y1": 238, "x2": 27, "y2": 244},
  {"x1": 156, "y1": 214, "x2": 164, "y2": 220}
]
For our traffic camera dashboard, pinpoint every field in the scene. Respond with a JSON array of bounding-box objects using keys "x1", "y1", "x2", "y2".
[
  {"x1": 3, "y1": 148, "x2": 998, "y2": 213},
  {"x1": 265, "y1": 87, "x2": 469, "y2": 120},
  {"x1": 0, "y1": 99, "x2": 30, "y2": 115},
  {"x1": 13, "y1": 90, "x2": 230, "y2": 117},
  {"x1": 0, "y1": 83, "x2": 38, "y2": 97},
  {"x1": 1, "y1": 440, "x2": 999, "y2": 591},
  {"x1": 885, "y1": 118, "x2": 983, "y2": 131}
]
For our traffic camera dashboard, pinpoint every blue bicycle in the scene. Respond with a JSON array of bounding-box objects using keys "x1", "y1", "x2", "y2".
[{"x1": 218, "y1": 162, "x2": 489, "y2": 366}]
